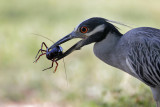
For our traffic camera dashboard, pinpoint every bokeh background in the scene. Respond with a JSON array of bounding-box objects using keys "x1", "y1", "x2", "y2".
[{"x1": 0, "y1": 0, "x2": 160, "y2": 107}]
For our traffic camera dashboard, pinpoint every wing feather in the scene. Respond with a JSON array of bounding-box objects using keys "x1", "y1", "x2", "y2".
[{"x1": 126, "y1": 28, "x2": 160, "y2": 87}]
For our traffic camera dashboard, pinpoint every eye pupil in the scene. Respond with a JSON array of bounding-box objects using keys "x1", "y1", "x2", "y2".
[
  {"x1": 80, "y1": 26, "x2": 88, "y2": 33},
  {"x1": 82, "y1": 28, "x2": 86, "y2": 32}
]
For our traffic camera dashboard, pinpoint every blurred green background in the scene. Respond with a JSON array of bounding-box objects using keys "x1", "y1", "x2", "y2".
[{"x1": 0, "y1": 0, "x2": 160, "y2": 106}]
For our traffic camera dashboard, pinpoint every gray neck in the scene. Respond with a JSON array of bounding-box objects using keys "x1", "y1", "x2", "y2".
[
  {"x1": 93, "y1": 32, "x2": 139, "y2": 78},
  {"x1": 93, "y1": 32, "x2": 122, "y2": 69}
]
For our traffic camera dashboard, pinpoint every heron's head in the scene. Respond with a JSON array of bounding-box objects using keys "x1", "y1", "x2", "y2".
[{"x1": 49, "y1": 17, "x2": 122, "y2": 60}]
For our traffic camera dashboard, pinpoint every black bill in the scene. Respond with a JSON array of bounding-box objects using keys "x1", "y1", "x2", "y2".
[
  {"x1": 49, "y1": 33, "x2": 73, "y2": 50},
  {"x1": 55, "y1": 40, "x2": 84, "y2": 61}
]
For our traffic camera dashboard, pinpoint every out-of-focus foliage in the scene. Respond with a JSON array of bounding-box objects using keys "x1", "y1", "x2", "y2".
[{"x1": 0, "y1": 0, "x2": 159, "y2": 106}]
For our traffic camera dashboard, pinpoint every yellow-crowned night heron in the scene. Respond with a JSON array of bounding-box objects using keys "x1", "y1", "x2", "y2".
[{"x1": 49, "y1": 17, "x2": 160, "y2": 107}]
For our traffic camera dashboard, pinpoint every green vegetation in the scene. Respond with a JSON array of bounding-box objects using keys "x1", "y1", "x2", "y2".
[{"x1": 0, "y1": 0, "x2": 160, "y2": 106}]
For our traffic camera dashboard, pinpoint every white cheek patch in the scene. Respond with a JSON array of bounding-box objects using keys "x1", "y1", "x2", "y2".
[{"x1": 86, "y1": 24, "x2": 105, "y2": 37}]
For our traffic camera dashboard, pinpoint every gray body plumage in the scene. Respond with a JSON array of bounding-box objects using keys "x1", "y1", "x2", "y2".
[
  {"x1": 50, "y1": 17, "x2": 160, "y2": 106},
  {"x1": 94, "y1": 27, "x2": 160, "y2": 102}
]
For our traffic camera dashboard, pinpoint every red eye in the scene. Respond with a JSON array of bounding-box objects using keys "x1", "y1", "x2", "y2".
[{"x1": 80, "y1": 26, "x2": 88, "y2": 33}]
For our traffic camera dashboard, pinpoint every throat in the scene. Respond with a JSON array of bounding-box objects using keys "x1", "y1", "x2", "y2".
[{"x1": 93, "y1": 32, "x2": 121, "y2": 67}]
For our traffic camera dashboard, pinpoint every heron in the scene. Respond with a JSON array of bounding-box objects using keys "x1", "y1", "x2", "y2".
[{"x1": 49, "y1": 17, "x2": 160, "y2": 107}]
